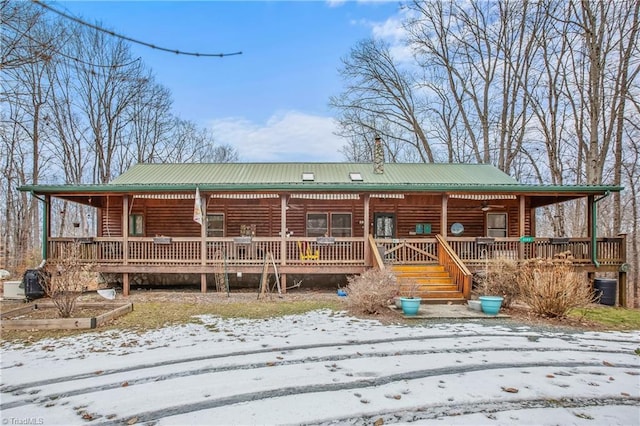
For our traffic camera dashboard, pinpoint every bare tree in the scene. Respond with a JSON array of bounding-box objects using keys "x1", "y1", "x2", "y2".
[
  {"x1": 623, "y1": 99, "x2": 640, "y2": 307},
  {"x1": 0, "y1": 0, "x2": 54, "y2": 71},
  {"x1": 330, "y1": 38, "x2": 435, "y2": 163},
  {"x1": 70, "y1": 25, "x2": 144, "y2": 184},
  {"x1": 125, "y1": 75, "x2": 174, "y2": 165},
  {"x1": 1, "y1": 6, "x2": 235, "y2": 273},
  {"x1": 406, "y1": 0, "x2": 500, "y2": 165}
]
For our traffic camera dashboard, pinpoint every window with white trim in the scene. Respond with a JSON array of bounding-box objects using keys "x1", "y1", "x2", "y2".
[
  {"x1": 306, "y1": 212, "x2": 352, "y2": 237},
  {"x1": 331, "y1": 213, "x2": 352, "y2": 237},
  {"x1": 206, "y1": 213, "x2": 225, "y2": 237},
  {"x1": 486, "y1": 213, "x2": 507, "y2": 237},
  {"x1": 306, "y1": 213, "x2": 328, "y2": 237}
]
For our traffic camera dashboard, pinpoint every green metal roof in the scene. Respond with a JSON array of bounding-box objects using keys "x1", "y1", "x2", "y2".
[
  {"x1": 111, "y1": 163, "x2": 519, "y2": 185},
  {"x1": 17, "y1": 162, "x2": 622, "y2": 194}
]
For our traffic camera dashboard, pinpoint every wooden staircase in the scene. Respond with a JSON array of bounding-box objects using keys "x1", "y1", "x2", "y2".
[{"x1": 391, "y1": 264, "x2": 466, "y2": 303}]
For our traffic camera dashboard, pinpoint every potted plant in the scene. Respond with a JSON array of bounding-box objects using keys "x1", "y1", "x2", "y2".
[
  {"x1": 399, "y1": 282, "x2": 422, "y2": 316},
  {"x1": 467, "y1": 299, "x2": 482, "y2": 312},
  {"x1": 475, "y1": 257, "x2": 514, "y2": 315},
  {"x1": 478, "y1": 295, "x2": 504, "y2": 315}
]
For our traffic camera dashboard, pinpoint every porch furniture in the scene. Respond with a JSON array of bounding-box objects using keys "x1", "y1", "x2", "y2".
[{"x1": 297, "y1": 241, "x2": 319, "y2": 262}]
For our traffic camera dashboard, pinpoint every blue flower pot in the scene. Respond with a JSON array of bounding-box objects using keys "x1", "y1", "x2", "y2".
[
  {"x1": 400, "y1": 297, "x2": 422, "y2": 316},
  {"x1": 479, "y1": 296, "x2": 504, "y2": 315}
]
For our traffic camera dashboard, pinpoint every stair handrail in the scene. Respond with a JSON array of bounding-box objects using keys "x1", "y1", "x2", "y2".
[
  {"x1": 369, "y1": 234, "x2": 385, "y2": 270},
  {"x1": 436, "y1": 234, "x2": 472, "y2": 298}
]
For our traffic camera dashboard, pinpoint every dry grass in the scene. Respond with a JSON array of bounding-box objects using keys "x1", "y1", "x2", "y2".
[{"x1": 1, "y1": 293, "x2": 344, "y2": 343}]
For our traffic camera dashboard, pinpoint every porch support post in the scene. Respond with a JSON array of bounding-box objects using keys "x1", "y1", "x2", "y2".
[
  {"x1": 123, "y1": 273, "x2": 130, "y2": 297},
  {"x1": 200, "y1": 192, "x2": 207, "y2": 293},
  {"x1": 43, "y1": 194, "x2": 50, "y2": 260},
  {"x1": 518, "y1": 195, "x2": 526, "y2": 260},
  {"x1": 587, "y1": 196, "x2": 595, "y2": 274},
  {"x1": 280, "y1": 194, "x2": 287, "y2": 294},
  {"x1": 363, "y1": 194, "x2": 370, "y2": 265},
  {"x1": 587, "y1": 195, "x2": 594, "y2": 238},
  {"x1": 619, "y1": 233, "x2": 627, "y2": 307},
  {"x1": 440, "y1": 194, "x2": 448, "y2": 237},
  {"x1": 122, "y1": 195, "x2": 130, "y2": 296}
]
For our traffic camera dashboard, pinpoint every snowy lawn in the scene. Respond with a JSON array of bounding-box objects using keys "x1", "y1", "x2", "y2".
[{"x1": 1, "y1": 309, "x2": 638, "y2": 425}]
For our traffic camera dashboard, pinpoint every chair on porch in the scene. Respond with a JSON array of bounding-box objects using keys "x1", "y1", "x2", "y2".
[{"x1": 297, "y1": 241, "x2": 319, "y2": 262}]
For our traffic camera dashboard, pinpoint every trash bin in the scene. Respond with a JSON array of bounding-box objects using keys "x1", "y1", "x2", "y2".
[
  {"x1": 23, "y1": 269, "x2": 46, "y2": 300},
  {"x1": 594, "y1": 278, "x2": 617, "y2": 306}
]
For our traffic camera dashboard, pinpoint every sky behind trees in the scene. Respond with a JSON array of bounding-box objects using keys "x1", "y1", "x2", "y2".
[{"x1": 57, "y1": 0, "x2": 401, "y2": 162}]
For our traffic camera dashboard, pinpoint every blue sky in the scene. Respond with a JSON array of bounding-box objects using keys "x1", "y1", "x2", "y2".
[{"x1": 55, "y1": 1, "x2": 404, "y2": 162}]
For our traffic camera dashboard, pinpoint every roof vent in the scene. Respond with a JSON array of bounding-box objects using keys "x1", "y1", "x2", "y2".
[
  {"x1": 349, "y1": 172, "x2": 363, "y2": 181},
  {"x1": 302, "y1": 172, "x2": 315, "y2": 181}
]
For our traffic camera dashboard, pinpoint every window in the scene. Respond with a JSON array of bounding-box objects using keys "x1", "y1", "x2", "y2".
[
  {"x1": 331, "y1": 213, "x2": 352, "y2": 237},
  {"x1": 302, "y1": 172, "x2": 315, "y2": 181},
  {"x1": 306, "y1": 212, "x2": 352, "y2": 237},
  {"x1": 486, "y1": 213, "x2": 507, "y2": 237},
  {"x1": 207, "y1": 213, "x2": 225, "y2": 237},
  {"x1": 306, "y1": 213, "x2": 328, "y2": 237},
  {"x1": 129, "y1": 214, "x2": 144, "y2": 236},
  {"x1": 349, "y1": 172, "x2": 363, "y2": 181}
]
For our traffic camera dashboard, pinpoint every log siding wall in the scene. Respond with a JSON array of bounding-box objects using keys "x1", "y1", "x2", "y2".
[{"x1": 98, "y1": 194, "x2": 532, "y2": 239}]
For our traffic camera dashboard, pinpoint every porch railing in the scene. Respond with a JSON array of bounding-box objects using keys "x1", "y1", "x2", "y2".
[
  {"x1": 47, "y1": 236, "x2": 367, "y2": 267},
  {"x1": 447, "y1": 237, "x2": 625, "y2": 268},
  {"x1": 47, "y1": 235, "x2": 625, "y2": 270},
  {"x1": 436, "y1": 235, "x2": 472, "y2": 298},
  {"x1": 373, "y1": 238, "x2": 439, "y2": 264}
]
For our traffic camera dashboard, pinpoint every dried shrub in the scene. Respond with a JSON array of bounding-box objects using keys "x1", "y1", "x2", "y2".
[
  {"x1": 477, "y1": 257, "x2": 520, "y2": 308},
  {"x1": 518, "y1": 252, "x2": 595, "y2": 318},
  {"x1": 345, "y1": 268, "x2": 398, "y2": 315},
  {"x1": 42, "y1": 243, "x2": 96, "y2": 318},
  {"x1": 399, "y1": 279, "x2": 421, "y2": 299}
]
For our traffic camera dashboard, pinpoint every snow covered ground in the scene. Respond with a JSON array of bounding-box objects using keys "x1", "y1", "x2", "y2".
[{"x1": 1, "y1": 309, "x2": 638, "y2": 425}]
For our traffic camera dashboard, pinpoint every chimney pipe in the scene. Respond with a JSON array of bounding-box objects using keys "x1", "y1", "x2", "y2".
[{"x1": 373, "y1": 136, "x2": 384, "y2": 174}]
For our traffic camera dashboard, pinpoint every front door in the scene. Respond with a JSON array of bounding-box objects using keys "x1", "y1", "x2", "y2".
[{"x1": 374, "y1": 213, "x2": 396, "y2": 238}]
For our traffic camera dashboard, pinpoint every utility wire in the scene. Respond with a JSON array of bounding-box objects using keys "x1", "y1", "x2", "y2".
[
  {"x1": 33, "y1": 0, "x2": 243, "y2": 58},
  {"x1": 3, "y1": 20, "x2": 142, "y2": 70}
]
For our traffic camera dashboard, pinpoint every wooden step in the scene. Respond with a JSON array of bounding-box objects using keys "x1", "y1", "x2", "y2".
[
  {"x1": 400, "y1": 284, "x2": 459, "y2": 293},
  {"x1": 391, "y1": 264, "x2": 445, "y2": 273},
  {"x1": 399, "y1": 281, "x2": 458, "y2": 291},
  {"x1": 398, "y1": 276, "x2": 453, "y2": 284},
  {"x1": 394, "y1": 271, "x2": 452, "y2": 279},
  {"x1": 392, "y1": 263, "x2": 465, "y2": 301},
  {"x1": 399, "y1": 281, "x2": 457, "y2": 289}
]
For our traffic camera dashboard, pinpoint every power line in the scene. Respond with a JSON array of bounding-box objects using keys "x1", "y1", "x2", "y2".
[
  {"x1": 3, "y1": 19, "x2": 142, "y2": 70},
  {"x1": 32, "y1": 0, "x2": 243, "y2": 58}
]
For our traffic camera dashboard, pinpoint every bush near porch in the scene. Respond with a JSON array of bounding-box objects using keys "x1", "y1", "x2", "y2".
[{"x1": 479, "y1": 252, "x2": 598, "y2": 319}]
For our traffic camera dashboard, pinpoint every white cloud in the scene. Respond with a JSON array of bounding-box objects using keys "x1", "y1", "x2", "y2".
[
  {"x1": 355, "y1": 10, "x2": 415, "y2": 64},
  {"x1": 376, "y1": 11, "x2": 419, "y2": 63},
  {"x1": 209, "y1": 111, "x2": 346, "y2": 162}
]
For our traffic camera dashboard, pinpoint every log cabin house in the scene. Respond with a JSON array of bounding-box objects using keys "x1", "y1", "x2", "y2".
[{"x1": 18, "y1": 159, "x2": 627, "y2": 304}]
